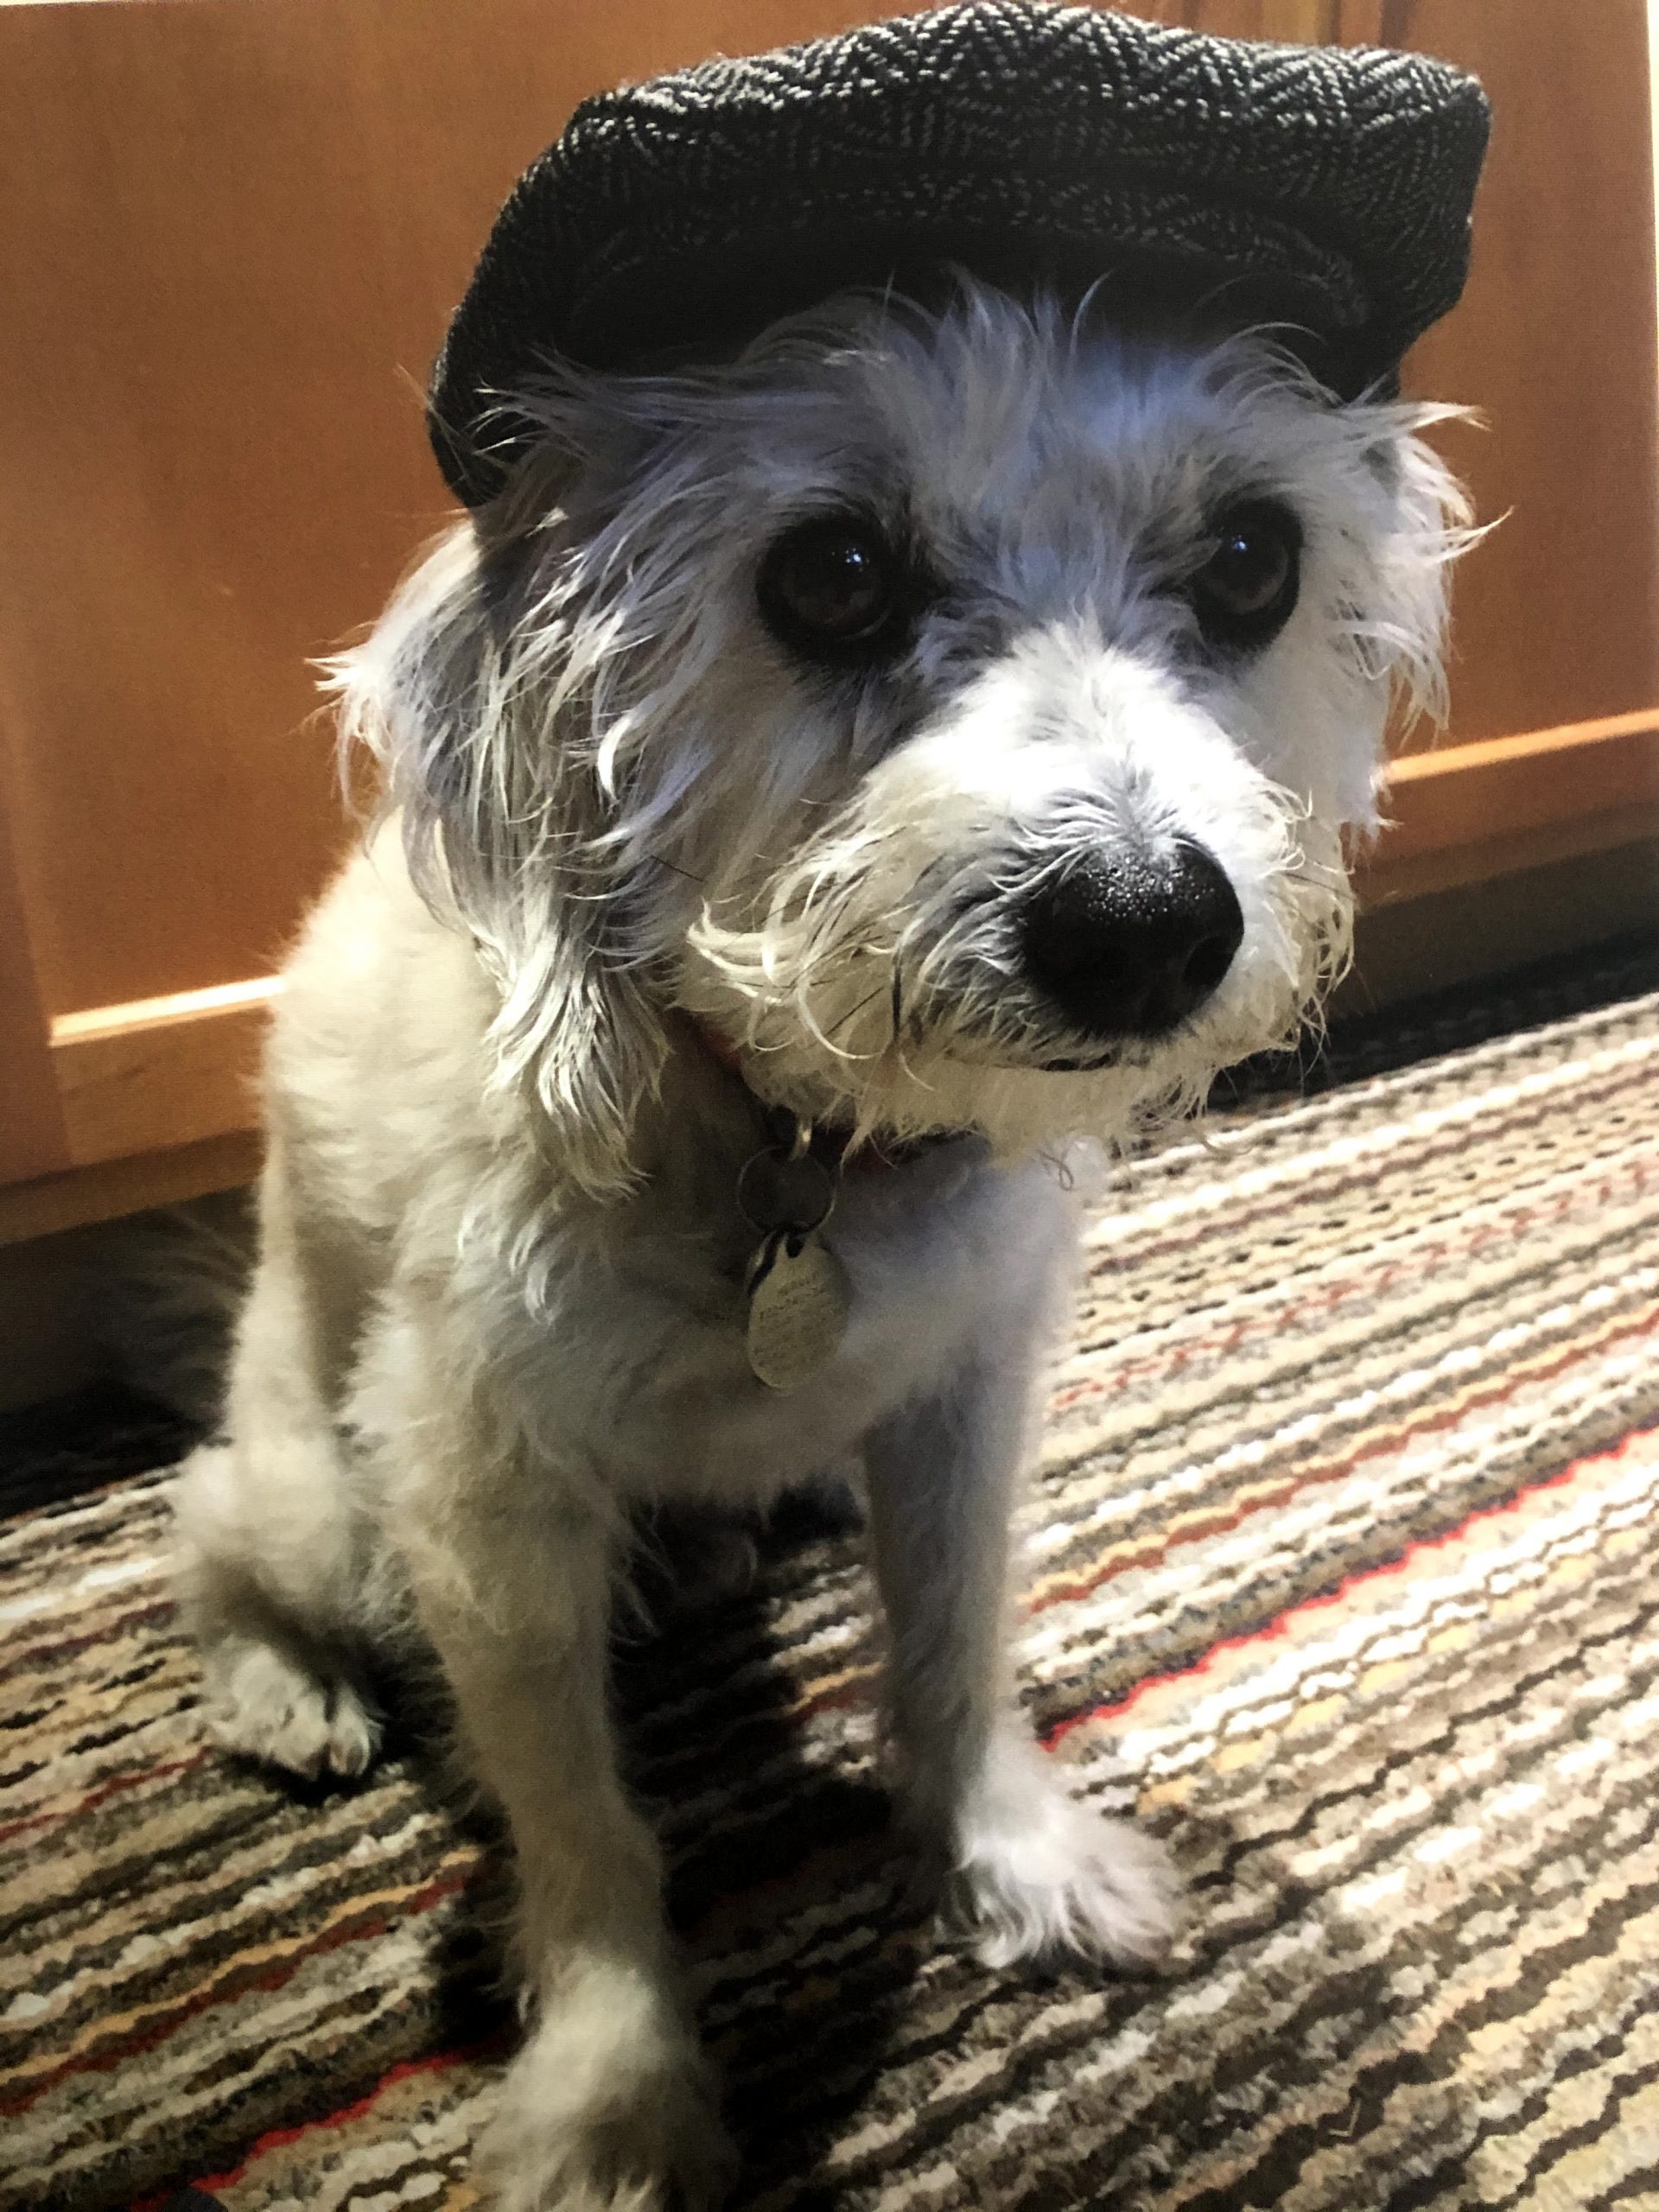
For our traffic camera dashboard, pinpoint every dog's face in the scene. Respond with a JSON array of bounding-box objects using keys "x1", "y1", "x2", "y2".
[{"x1": 345, "y1": 283, "x2": 1469, "y2": 1188}]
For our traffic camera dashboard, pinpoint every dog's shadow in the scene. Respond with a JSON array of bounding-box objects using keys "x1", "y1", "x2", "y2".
[
  {"x1": 618, "y1": 1492, "x2": 932, "y2": 2202},
  {"x1": 415, "y1": 1491, "x2": 931, "y2": 2202}
]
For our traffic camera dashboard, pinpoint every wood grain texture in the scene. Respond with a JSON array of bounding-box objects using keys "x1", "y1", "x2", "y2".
[
  {"x1": 0, "y1": 1131, "x2": 263, "y2": 1250},
  {"x1": 1391, "y1": 0, "x2": 1659, "y2": 747},
  {"x1": 0, "y1": 0, "x2": 913, "y2": 1023},
  {"x1": 50, "y1": 993, "x2": 273, "y2": 1169},
  {"x1": 0, "y1": 788, "x2": 69, "y2": 1185}
]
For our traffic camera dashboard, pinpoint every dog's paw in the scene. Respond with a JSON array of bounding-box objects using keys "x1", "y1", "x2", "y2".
[
  {"x1": 204, "y1": 1635, "x2": 381, "y2": 1781},
  {"x1": 480, "y1": 2083, "x2": 733, "y2": 2212},
  {"x1": 930, "y1": 1733, "x2": 1181, "y2": 1972},
  {"x1": 479, "y1": 1973, "x2": 735, "y2": 2211}
]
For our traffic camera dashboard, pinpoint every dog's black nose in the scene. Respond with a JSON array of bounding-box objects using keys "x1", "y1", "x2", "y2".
[{"x1": 1020, "y1": 841, "x2": 1244, "y2": 1040}]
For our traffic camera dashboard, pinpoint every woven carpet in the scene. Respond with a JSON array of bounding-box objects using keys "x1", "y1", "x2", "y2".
[{"x1": 6, "y1": 986, "x2": 1659, "y2": 2211}]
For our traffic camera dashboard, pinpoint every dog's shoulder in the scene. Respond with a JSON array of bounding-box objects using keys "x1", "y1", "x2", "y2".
[{"x1": 262, "y1": 827, "x2": 509, "y2": 1228}]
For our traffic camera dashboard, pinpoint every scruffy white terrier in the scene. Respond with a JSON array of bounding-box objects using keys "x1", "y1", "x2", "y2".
[{"x1": 175, "y1": 279, "x2": 1467, "y2": 2206}]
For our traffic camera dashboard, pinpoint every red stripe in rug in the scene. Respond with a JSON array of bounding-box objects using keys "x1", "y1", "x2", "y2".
[
  {"x1": 1086, "y1": 1052, "x2": 1656, "y2": 1276},
  {"x1": 1043, "y1": 1418, "x2": 1657, "y2": 1749},
  {"x1": 1055, "y1": 1154, "x2": 1659, "y2": 1412},
  {"x1": 126, "y1": 2031, "x2": 512, "y2": 2209},
  {"x1": 752, "y1": 1313, "x2": 1659, "y2": 1740},
  {"x1": 8, "y1": 1866, "x2": 477, "y2": 2122},
  {"x1": 0, "y1": 1745, "x2": 213, "y2": 1848},
  {"x1": 1030, "y1": 1300, "x2": 1659, "y2": 1618},
  {"x1": 0, "y1": 1597, "x2": 176, "y2": 1694}
]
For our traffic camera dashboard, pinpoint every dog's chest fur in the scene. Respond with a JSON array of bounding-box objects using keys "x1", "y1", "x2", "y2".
[
  {"x1": 583, "y1": 1134, "x2": 1073, "y2": 1498},
  {"x1": 277, "y1": 836, "x2": 1075, "y2": 1510}
]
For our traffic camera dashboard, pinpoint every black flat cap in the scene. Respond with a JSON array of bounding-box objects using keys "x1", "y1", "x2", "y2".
[{"x1": 429, "y1": 1, "x2": 1489, "y2": 508}]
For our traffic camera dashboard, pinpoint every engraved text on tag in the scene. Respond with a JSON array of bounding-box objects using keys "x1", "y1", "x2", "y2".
[{"x1": 746, "y1": 1230, "x2": 850, "y2": 1391}]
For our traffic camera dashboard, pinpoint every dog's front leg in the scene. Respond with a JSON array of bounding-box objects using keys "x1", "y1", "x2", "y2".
[
  {"x1": 373, "y1": 1346, "x2": 732, "y2": 2210},
  {"x1": 865, "y1": 1341, "x2": 1179, "y2": 1973}
]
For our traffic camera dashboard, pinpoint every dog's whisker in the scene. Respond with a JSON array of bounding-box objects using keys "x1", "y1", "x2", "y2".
[
  {"x1": 829, "y1": 975, "x2": 893, "y2": 1039},
  {"x1": 644, "y1": 851, "x2": 706, "y2": 886}
]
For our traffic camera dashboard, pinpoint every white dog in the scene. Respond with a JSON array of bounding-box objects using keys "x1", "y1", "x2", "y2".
[{"x1": 175, "y1": 278, "x2": 1468, "y2": 2207}]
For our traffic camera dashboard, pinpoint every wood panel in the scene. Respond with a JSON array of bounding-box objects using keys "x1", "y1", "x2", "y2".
[
  {"x1": 0, "y1": 0, "x2": 1654, "y2": 1227},
  {"x1": 1358, "y1": 711, "x2": 1659, "y2": 904},
  {"x1": 49, "y1": 981, "x2": 278, "y2": 1169},
  {"x1": 0, "y1": 794, "x2": 67, "y2": 1185},
  {"x1": 5, "y1": 0, "x2": 1651, "y2": 1010},
  {"x1": 1395, "y1": 0, "x2": 1659, "y2": 747},
  {"x1": 1357, "y1": 802, "x2": 1659, "y2": 909},
  {"x1": 1379, "y1": 712, "x2": 1659, "y2": 869},
  {"x1": 0, "y1": 0, "x2": 899, "y2": 1026}
]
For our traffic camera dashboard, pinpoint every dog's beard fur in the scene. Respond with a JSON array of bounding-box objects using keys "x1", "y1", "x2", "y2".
[{"x1": 335, "y1": 281, "x2": 1472, "y2": 1192}]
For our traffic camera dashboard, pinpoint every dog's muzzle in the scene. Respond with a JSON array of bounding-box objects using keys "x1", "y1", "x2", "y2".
[{"x1": 1019, "y1": 840, "x2": 1244, "y2": 1041}]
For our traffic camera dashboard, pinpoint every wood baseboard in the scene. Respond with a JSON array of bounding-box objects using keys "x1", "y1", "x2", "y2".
[
  {"x1": 0, "y1": 1129, "x2": 262, "y2": 1249},
  {"x1": 47, "y1": 978, "x2": 279, "y2": 1170},
  {"x1": 1366, "y1": 708, "x2": 1659, "y2": 889}
]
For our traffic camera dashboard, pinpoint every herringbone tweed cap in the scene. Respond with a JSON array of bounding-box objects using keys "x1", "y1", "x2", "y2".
[{"x1": 429, "y1": 2, "x2": 1489, "y2": 507}]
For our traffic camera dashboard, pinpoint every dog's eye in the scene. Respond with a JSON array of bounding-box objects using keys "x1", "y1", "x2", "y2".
[
  {"x1": 1189, "y1": 499, "x2": 1301, "y2": 649},
  {"x1": 757, "y1": 516, "x2": 904, "y2": 661}
]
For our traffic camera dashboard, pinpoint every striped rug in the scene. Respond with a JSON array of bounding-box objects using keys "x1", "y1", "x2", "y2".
[{"x1": 5, "y1": 986, "x2": 1659, "y2": 2212}]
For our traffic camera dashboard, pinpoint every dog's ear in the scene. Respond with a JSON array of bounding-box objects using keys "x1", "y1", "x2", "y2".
[
  {"x1": 327, "y1": 520, "x2": 667, "y2": 1200},
  {"x1": 1353, "y1": 407, "x2": 1480, "y2": 732}
]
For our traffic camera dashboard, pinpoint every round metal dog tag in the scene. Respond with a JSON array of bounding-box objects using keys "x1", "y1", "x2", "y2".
[{"x1": 746, "y1": 1230, "x2": 850, "y2": 1392}]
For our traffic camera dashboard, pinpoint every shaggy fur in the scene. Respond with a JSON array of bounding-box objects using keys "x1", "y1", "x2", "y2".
[{"x1": 175, "y1": 281, "x2": 1471, "y2": 2209}]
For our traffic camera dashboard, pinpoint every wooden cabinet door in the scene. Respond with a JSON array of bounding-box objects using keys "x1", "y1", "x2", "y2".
[{"x1": 2, "y1": 0, "x2": 1656, "y2": 1236}]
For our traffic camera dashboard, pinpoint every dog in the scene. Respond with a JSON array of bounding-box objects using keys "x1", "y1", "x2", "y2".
[{"x1": 174, "y1": 276, "x2": 1470, "y2": 2207}]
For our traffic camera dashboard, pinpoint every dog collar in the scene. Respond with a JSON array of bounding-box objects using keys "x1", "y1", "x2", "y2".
[
  {"x1": 685, "y1": 1020, "x2": 854, "y2": 1389},
  {"x1": 688, "y1": 1017, "x2": 951, "y2": 1178},
  {"x1": 690, "y1": 1016, "x2": 969, "y2": 1390}
]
